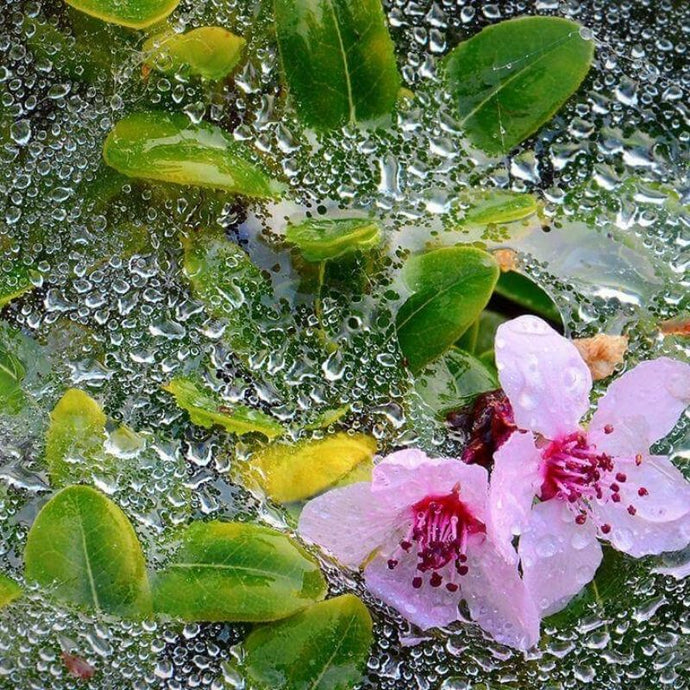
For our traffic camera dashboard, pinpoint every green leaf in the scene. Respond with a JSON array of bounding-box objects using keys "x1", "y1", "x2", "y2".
[
  {"x1": 304, "y1": 404, "x2": 350, "y2": 430},
  {"x1": 395, "y1": 247, "x2": 499, "y2": 372},
  {"x1": 495, "y1": 270, "x2": 562, "y2": 325},
  {"x1": 0, "y1": 347, "x2": 25, "y2": 413},
  {"x1": 143, "y1": 27, "x2": 246, "y2": 81},
  {"x1": 0, "y1": 574, "x2": 22, "y2": 609},
  {"x1": 472, "y1": 310, "x2": 508, "y2": 358},
  {"x1": 444, "y1": 17, "x2": 594, "y2": 154},
  {"x1": 103, "y1": 112, "x2": 283, "y2": 198},
  {"x1": 243, "y1": 594, "x2": 373, "y2": 690},
  {"x1": 274, "y1": 0, "x2": 401, "y2": 129},
  {"x1": 163, "y1": 377, "x2": 285, "y2": 440},
  {"x1": 64, "y1": 0, "x2": 180, "y2": 29},
  {"x1": 24, "y1": 485, "x2": 152, "y2": 617},
  {"x1": 415, "y1": 346, "x2": 498, "y2": 417},
  {"x1": 153, "y1": 521, "x2": 326, "y2": 622},
  {"x1": 243, "y1": 433, "x2": 377, "y2": 503},
  {"x1": 286, "y1": 218, "x2": 381, "y2": 262},
  {"x1": 457, "y1": 189, "x2": 538, "y2": 225},
  {"x1": 45, "y1": 389, "x2": 107, "y2": 486}
]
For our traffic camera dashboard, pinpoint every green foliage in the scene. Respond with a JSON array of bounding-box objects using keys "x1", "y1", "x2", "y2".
[
  {"x1": 286, "y1": 218, "x2": 381, "y2": 262},
  {"x1": 64, "y1": 0, "x2": 180, "y2": 29},
  {"x1": 153, "y1": 521, "x2": 326, "y2": 622},
  {"x1": 0, "y1": 347, "x2": 26, "y2": 413},
  {"x1": 458, "y1": 189, "x2": 538, "y2": 225},
  {"x1": 396, "y1": 247, "x2": 499, "y2": 372},
  {"x1": 495, "y1": 271, "x2": 563, "y2": 325},
  {"x1": 24, "y1": 485, "x2": 152, "y2": 617},
  {"x1": 274, "y1": 0, "x2": 400, "y2": 129},
  {"x1": 243, "y1": 594, "x2": 373, "y2": 690},
  {"x1": 0, "y1": 574, "x2": 22, "y2": 609},
  {"x1": 444, "y1": 17, "x2": 594, "y2": 154}
]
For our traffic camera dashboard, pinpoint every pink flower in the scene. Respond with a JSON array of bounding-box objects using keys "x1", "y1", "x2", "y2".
[
  {"x1": 298, "y1": 449, "x2": 540, "y2": 650},
  {"x1": 489, "y1": 315, "x2": 690, "y2": 618}
]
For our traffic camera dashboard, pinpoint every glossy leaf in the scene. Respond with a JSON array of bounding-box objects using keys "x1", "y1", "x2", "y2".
[
  {"x1": 304, "y1": 405, "x2": 350, "y2": 430},
  {"x1": 0, "y1": 574, "x2": 22, "y2": 609},
  {"x1": 472, "y1": 310, "x2": 508, "y2": 358},
  {"x1": 396, "y1": 247, "x2": 499, "y2": 372},
  {"x1": 274, "y1": 0, "x2": 401, "y2": 129},
  {"x1": 163, "y1": 377, "x2": 285, "y2": 439},
  {"x1": 24, "y1": 485, "x2": 151, "y2": 617},
  {"x1": 65, "y1": 0, "x2": 180, "y2": 29},
  {"x1": 495, "y1": 270, "x2": 562, "y2": 325},
  {"x1": 415, "y1": 346, "x2": 498, "y2": 417},
  {"x1": 458, "y1": 189, "x2": 538, "y2": 225},
  {"x1": 444, "y1": 17, "x2": 594, "y2": 154},
  {"x1": 0, "y1": 347, "x2": 25, "y2": 413},
  {"x1": 243, "y1": 594, "x2": 373, "y2": 690},
  {"x1": 245, "y1": 433, "x2": 377, "y2": 503},
  {"x1": 286, "y1": 218, "x2": 381, "y2": 262},
  {"x1": 153, "y1": 521, "x2": 326, "y2": 621},
  {"x1": 103, "y1": 112, "x2": 283, "y2": 198},
  {"x1": 143, "y1": 27, "x2": 246, "y2": 81},
  {"x1": 45, "y1": 389, "x2": 107, "y2": 486}
]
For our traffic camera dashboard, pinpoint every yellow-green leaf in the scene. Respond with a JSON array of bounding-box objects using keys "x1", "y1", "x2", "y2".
[
  {"x1": 0, "y1": 574, "x2": 22, "y2": 610},
  {"x1": 65, "y1": 0, "x2": 180, "y2": 29},
  {"x1": 458, "y1": 189, "x2": 538, "y2": 225},
  {"x1": 286, "y1": 218, "x2": 381, "y2": 262}
]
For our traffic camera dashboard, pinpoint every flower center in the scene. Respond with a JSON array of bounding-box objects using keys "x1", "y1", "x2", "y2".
[{"x1": 388, "y1": 484, "x2": 485, "y2": 592}]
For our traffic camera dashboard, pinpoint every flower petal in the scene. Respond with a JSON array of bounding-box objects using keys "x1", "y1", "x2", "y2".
[
  {"x1": 462, "y1": 535, "x2": 542, "y2": 650},
  {"x1": 488, "y1": 431, "x2": 542, "y2": 561},
  {"x1": 364, "y1": 552, "x2": 461, "y2": 630},
  {"x1": 589, "y1": 358, "x2": 690, "y2": 457},
  {"x1": 298, "y1": 482, "x2": 398, "y2": 568},
  {"x1": 495, "y1": 316, "x2": 592, "y2": 439},
  {"x1": 371, "y1": 450, "x2": 489, "y2": 519},
  {"x1": 519, "y1": 499, "x2": 602, "y2": 617}
]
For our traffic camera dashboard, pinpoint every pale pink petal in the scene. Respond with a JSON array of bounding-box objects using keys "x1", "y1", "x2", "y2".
[
  {"x1": 298, "y1": 483, "x2": 399, "y2": 568},
  {"x1": 462, "y1": 535, "x2": 542, "y2": 650},
  {"x1": 372, "y1": 450, "x2": 489, "y2": 519},
  {"x1": 495, "y1": 316, "x2": 592, "y2": 439},
  {"x1": 589, "y1": 358, "x2": 690, "y2": 456},
  {"x1": 364, "y1": 552, "x2": 461, "y2": 630},
  {"x1": 519, "y1": 499, "x2": 602, "y2": 617},
  {"x1": 488, "y1": 431, "x2": 542, "y2": 561}
]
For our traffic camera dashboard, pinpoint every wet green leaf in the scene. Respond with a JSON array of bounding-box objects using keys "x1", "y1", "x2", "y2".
[
  {"x1": 64, "y1": 0, "x2": 180, "y2": 29},
  {"x1": 415, "y1": 346, "x2": 498, "y2": 417},
  {"x1": 24, "y1": 485, "x2": 151, "y2": 617},
  {"x1": 444, "y1": 17, "x2": 594, "y2": 154},
  {"x1": 143, "y1": 27, "x2": 246, "y2": 81},
  {"x1": 243, "y1": 594, "x2": 373, "y2": 690},
  {"x1": 495, "y1": 270, "x2": 562, "y2": 325},
  {"x1": 304, "y1": 404, "x2": 350, "y2": 430},
  {"x1": 0, "y1": 574, "x2": 22, "y2": 609},
  {"x1": 103, "y1": 112, "x2": 283, "y2": 198},
  {"x1": 163, "y1": 377, "x2": 285, "y2": 440},
  {"x1": 458, "y1": 189, "x2": 538, "y2": 225},
  {"x1": 45, "y1": 389, "x2": 107, "y2": 486},
  {"x1": 0, "y1": 347, "x2": 25, "y2": 413},
  {"x1": 286, "y1": 218, "x2": 381, "y2": 262},
  {"x1": 274, "y1": 0, "x2": 400, "y2": 129},
  {"x1": 396, "y1": 247, "x2": 499, "y2": 372},
  {"x1": 153, "y1": 521, "x2": 326, "y2": 622},
  {"x1": 244, "y1": 433, "x2": 377, "y2": 503},
  {"x1": 472, "y1": 310, "x2": 508, "y2": 358}
]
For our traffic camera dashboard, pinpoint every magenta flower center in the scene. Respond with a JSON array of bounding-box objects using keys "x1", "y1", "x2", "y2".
[{"x1": 388, "y1": 485, "x2": 485, "y2": 592}]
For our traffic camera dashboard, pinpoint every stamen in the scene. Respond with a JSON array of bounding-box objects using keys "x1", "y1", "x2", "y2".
[
  {"x1": 604, "y1": 424, "x2": 614, "y2": 434},
  {"x1": 627, "y1": 505, "x2": 637, "y2": 515},
  {"x1": 638, "y1": 487, "x2": 649, "y2": 497},
  {"x1": 412, "y1": 576, "x2": 422, "y2": 589},
  {"x1": 601, "y1": 523, "x2": 611, "y2": 534}
]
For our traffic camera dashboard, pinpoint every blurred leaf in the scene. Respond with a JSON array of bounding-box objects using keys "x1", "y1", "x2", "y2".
[
  {"x1": 243, "y1": 594, "x2": 373, "y2": 690},
  {"x1": 303, "y1": 405, "x2": 350, "y2": 430},
  {"x1": 415, "y1": 346, "x2": 498, "y2": 417},
  {"x1": 163, "y1": 377, "x2": 285, "y2": 440},
  {"x1": 396, "y1": 247, "x2": 499, "y2": 372},
  {"x1": 473, "y1": 310, "x2": 508, "y2": 357},
  {"x1": 0, "y1": 574, "x2": 22, "y2": 609},
  {"x1": 444, "y1": 17, "x2": 594, "y2": 154},
  {"x1": 24, "y1": 485, "x2": 152, "y2": 617},
  {"x1": 458, "y1": 189, "x2": 538, "y2": 225},
  {"x1": 274, "y1": 0, "x2": 400, "y2": 129},
  {"x1": 495, "y1": 271, "x2": 562, "y2": 325},
  {"x1": 45, "y1": 389, "x2": 107, "y2": 486},
  {"x1": 286, "y1": 218, "x2": 381, "y2": 262},
  {"x1": 64, "y1": 0, "x2": 180, "y2": 29},
  {"x1": 143, "y1": 27, "x2": 246, "y2": 81},
  {"x1": 0, "y1": 347, "x2": 26, "y2": 413},
  {"x1": 153, "y1": 521, "x2": 326, "y2": 622},
  {"x1": 244, "y1": 433, "x2": 377, "y2": 503},
  {"x1": 103, "y1": 112, "x2": 284, "y2": 198}
]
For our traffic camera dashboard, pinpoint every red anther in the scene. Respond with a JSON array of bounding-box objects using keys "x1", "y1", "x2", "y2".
[
  {"x1": 458, "y1": 554, "x2": 467, "y2": 563},
  {"x1": 430, "y1": 572, "x2": 443, "y2": 587},
  {"x1": 627, "y1": 505, "x2": 637, "y2": 515},
  {"x1": 638, "y1": 487, "x2": 649, "y2": 497},
  {"x1": 457, "y1": 565, "x2": 469, "y2": 576},
  {"x1": 400, "y1": 540, "x2": 412, "y2": 551},
  {"x1": 387, "y1": 559, "x2": 398, "y2": 570},
  {"x1": 601, "y1": 523, "x2": 612, "y2": 534},
  {"x1": 412, "y1": 576, "x2": 423, "y2": 589},
  {"x1": 445, "y1": 582, "x2": 459, "y2": 592},
  {"x1": 611, "y1": 493, "x2": 621, "y2": 503},
  {"x1": 575, "y1": 514, "x2": 587, "y2": 525},
  {"x1": 610, "y1": 483, "x2": 620, "y2": 492},
  {"x1": 604, "y1": 424, "x2": 614, "y2": 434},
  {"x1": 635, "y1": 454, "x2": 643, "y2": 466},
  {"x1": 615, "y1": 473, "x2": 627, "y2": 483}
]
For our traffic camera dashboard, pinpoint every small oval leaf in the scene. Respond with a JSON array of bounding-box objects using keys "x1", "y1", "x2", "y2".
[
  {"x1": 24, "y1": 485, "x2": 151, "y2": 617},
  {"x1": 458, "y1": 190, "x2": 538, "y2": 226},
  {"x1": 0, "y1": 347, "x2": 26, "y2": 413},
  {"x1": 243, "y1": 594, "x2": 373, "y2": 690},
  {"x1": 103, "y1": 112, "x2": 283, "y2": 198},
  {"x1": 286, "y1": 218, "x2": 381, "y2": 262},
  {"x1": 163, "y1": 377, "x2": 285, "y2": 440},
  {"x1": 143, "y1": 27, "x2": 246, "y2": 81},
  {"x1": 245, "y1": 433, "x2": 377, "y2": 503},
  {"x1": 65, "y1": 0, "x2": 180, "y2": 29},
  {"x1": 274, "y1": 0, "x2": 401, "y2": 129},
  {"x1": 153, "y1": 521, "x2": 326, "y2": 622},
  {"x1": 0, "y1": 574, "x2": 22, "y2": 609},
  {"x1": 494, "y1": 270, "x2": 562, "y2": 325},
  {"x1": 444, "y1": 17, "x2": 594, "y2": 154},
  {"x1": 396, "y1": 247, "x2": 499, "y2": 372}
]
